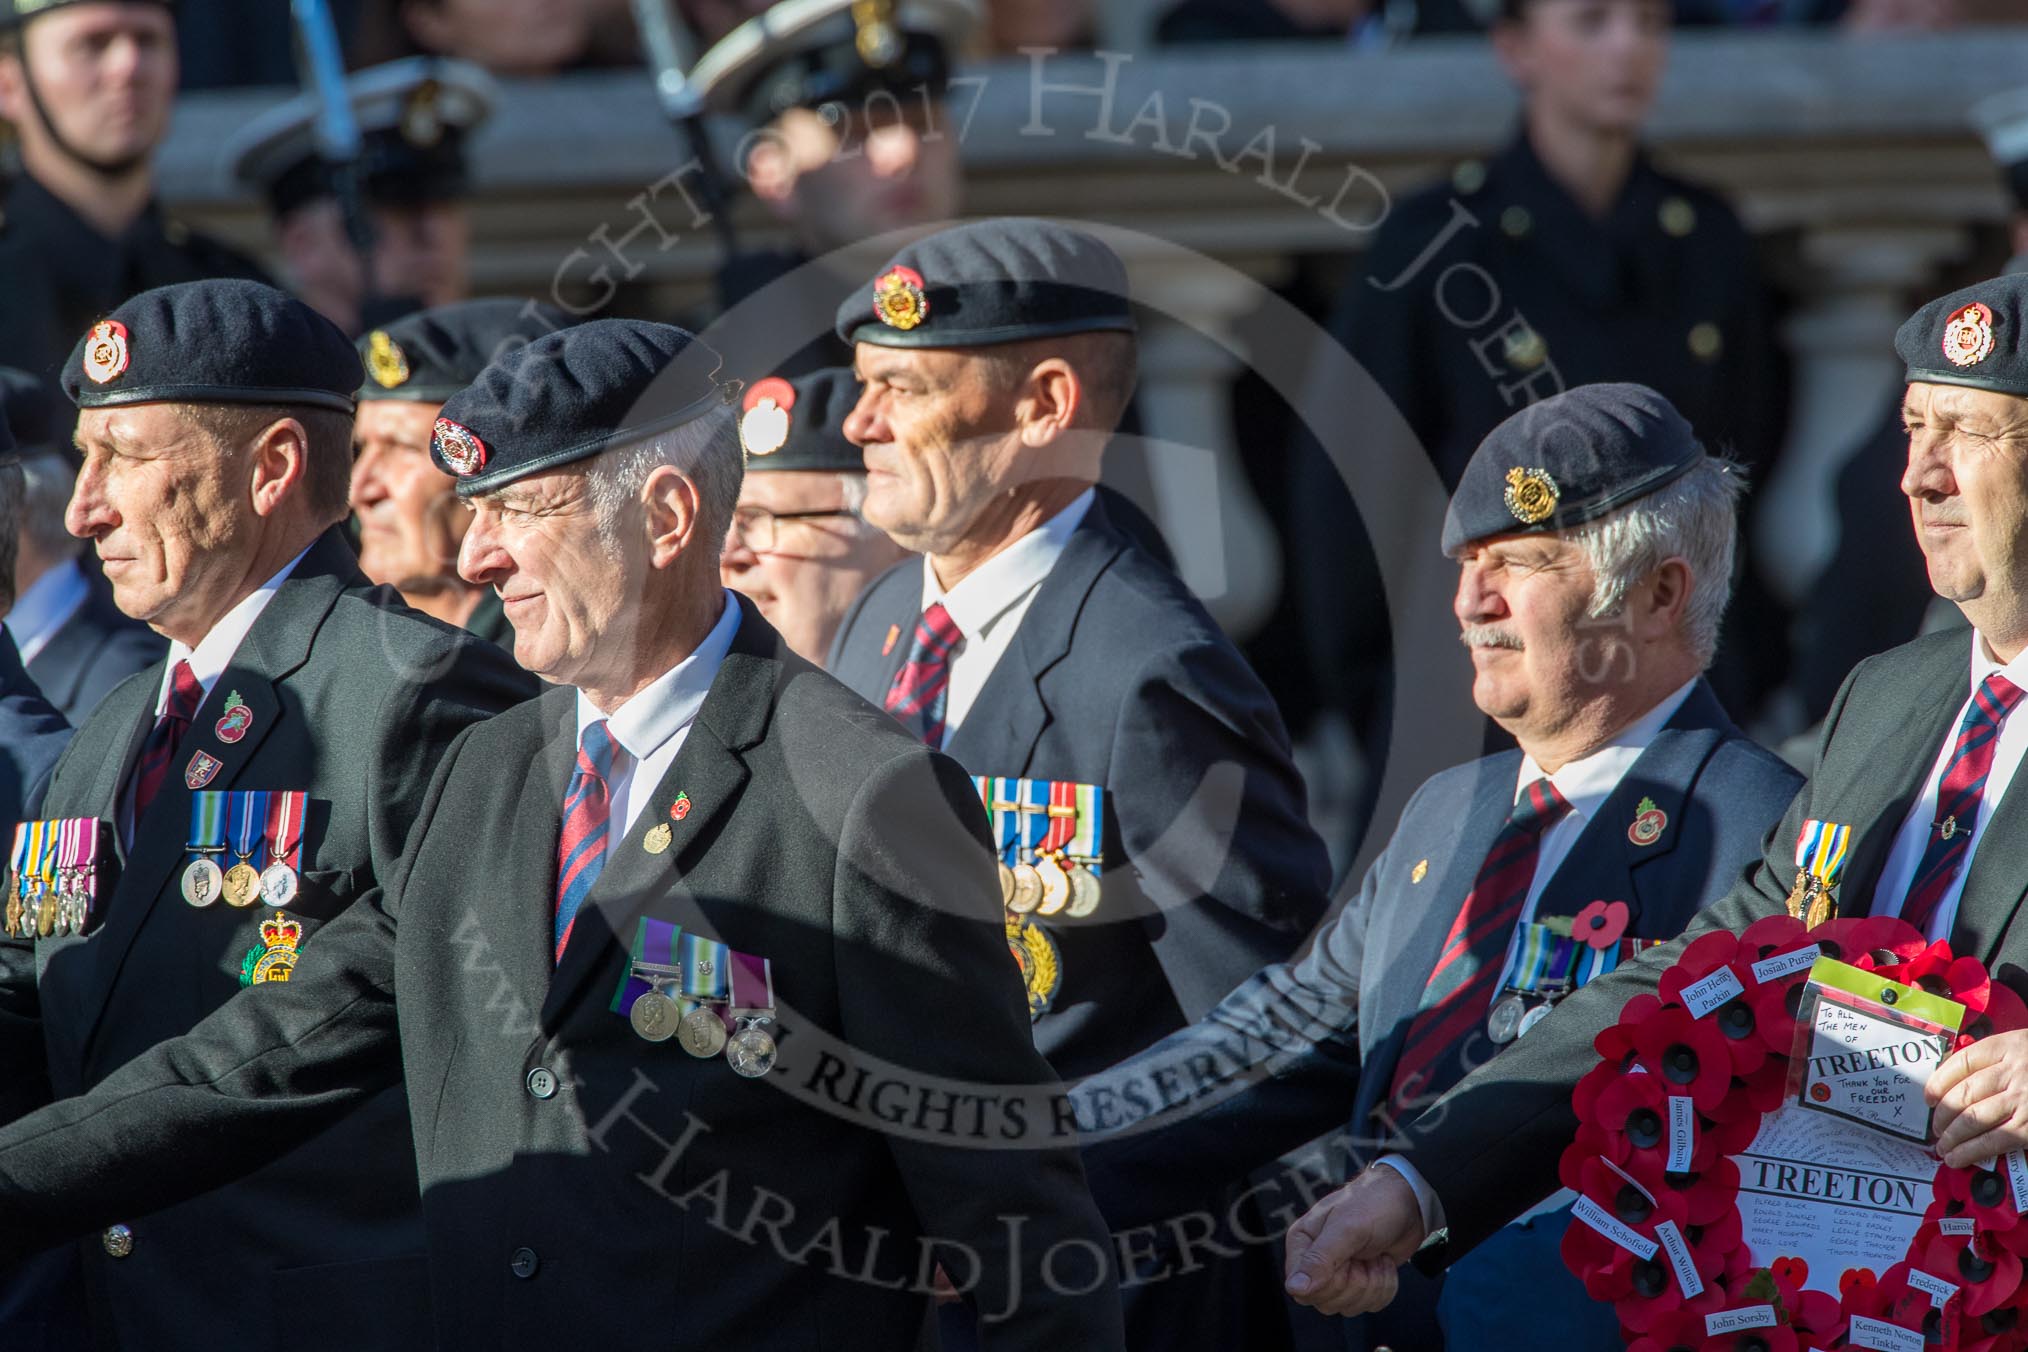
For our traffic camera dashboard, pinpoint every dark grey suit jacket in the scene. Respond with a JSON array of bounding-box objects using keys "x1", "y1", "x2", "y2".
[
  {"x1": 0, "y1": 635, "x2": 67, "y2": 826},
  {"x1": 23, "y1": 576, "x2": 164, "y2": 726},
  {"x1": 7, "y1": 529, "x2": 535, "y2": 1352},
  {"x1": 1073, "y1": 680, "x2": 1802, "y2": 1226},
  {"x1": 828, "y1": 496, "x2": 1333, "y2": 1080},
  {"x1": 1393, "y1": 630, "x2": 2021, "y2": 1261},
  {"x1": 0, "y1": 597, "x2": 1126, "y2": 1352}
]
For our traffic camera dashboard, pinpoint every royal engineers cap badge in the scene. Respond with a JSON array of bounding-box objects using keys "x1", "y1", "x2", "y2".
[
  {"x1": 433, "y1": 417, "x2": 488, "y2": 477},
  {"x1": 367, "y1": 330, "x2": 411, "y2": 389},
  {"x1": 872, "y1": 266, "x2": 928, "y2": 332},
  {"x1": 1503, "y1": 466, "x2": 1559, "y2": 526},
  {"x1": 739, "y1": 377, "x2": 795, "y2": 458},
  {"x1": 1944, "y1": 301, "x2": 1997, "y2": 369},
  {"x1": 83, "y1": 320, "x2": 130, "y2": 385}
]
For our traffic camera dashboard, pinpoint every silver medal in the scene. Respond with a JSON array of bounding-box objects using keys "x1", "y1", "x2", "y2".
[
  {"x1": 678, "y1": 1006, "x2": 728, "y2": 1058},
  {"x1": 181, "y1": 858, "x2": 224, "y2": 908},
  {"x1": 259, "y1": 862, "x2": 299, "y2": 908},
  {"x1": 1516, "y1": 1001, "x2": 1554, "y2": 1039},
  {"x1": 1486, "y1": 994, "x2": 1526, "y2": 1045},
  {"x1": 628, "y1": 988, "x2": 679, "y2": 1042},
  {"x1": 726, "y1": 1018, "x2": 777, "y2": 1079}
]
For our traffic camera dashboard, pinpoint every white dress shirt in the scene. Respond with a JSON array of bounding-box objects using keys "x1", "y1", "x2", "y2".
[
  {"x1": 1377, "y1": 677, "x2": 1700, "y2": 1235},
  {"x1": 572, "y1": 591, "x2": 742, "y2": 838},
  {"x1": 119, "y1": 547, "x2": 311, "y2": 842},
  {"x1": 4, "y1": 556, "x2": 89, "y2": 665},
  {"x1": 916, "y1": 488, "x2": 1093, "y2": 744},
  {"x1": 1868, "y1": 629, "x2": 2028, "y2": 941}
]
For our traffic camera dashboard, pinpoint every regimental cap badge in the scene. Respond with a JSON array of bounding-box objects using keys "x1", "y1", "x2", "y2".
[
  {"x1": 739, "y1": 377, "x2": 796, "y2": 458},
  {"x1": 1944, "y1": 301, "x2": 1997, "y2": 369},
  {"x1": 83, "y1": 319, "x2": 130, "y2": 385},
  {"x1": 872, "y1": 265, "x2": 928, "y2": 332},
  {"x1": 367, "y1": 330, "x2": 411, "y2": 388},
  {"x1": 433, "y1": 417, "x2": 488, "y2": 477},
  {"x1": 1503, "y1": 465, "x2": 1559, "y2": 525}
]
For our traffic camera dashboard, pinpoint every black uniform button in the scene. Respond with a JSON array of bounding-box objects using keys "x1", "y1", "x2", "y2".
[
  {"x1": 510, "y1": 1247, "x2": 540, "y2": 1279},
  {"x1": 102, "y1": 1224, "x2": 133, "y2": 1258},
  {"x1": 526, "y1": 1066, "x2": 557, "y2": 1099}
]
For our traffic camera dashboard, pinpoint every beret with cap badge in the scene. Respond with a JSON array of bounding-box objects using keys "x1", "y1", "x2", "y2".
[
  {"x1": 1896, "y1": 274, "x2": 2028, "y2": 398},
  {"x1": 61, "y1": 278, "x2": 362, "y2": 415},
  {"x1": 433, "y1": 319, "x2": 737, "y2": 496},
  {"x1": 358, "y1": 298, "x2": 577, "y2": 404},
  {"x1": 738, "y1": 366, "x2": 865, "y2": 472},
  {"x1": 1441, "y1": 382, "x2": 1708, "y2": 555},
  {"x1": 835, "y1": 218, "x2": 1137, "y2": 350}
]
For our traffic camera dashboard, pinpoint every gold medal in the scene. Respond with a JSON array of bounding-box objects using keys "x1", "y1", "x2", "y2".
[
  {"x1": 678, "y1": 1006, "x2": 728, "y2": 1058},
  {"x1": 643, "y1": 822, "x2": 672, "y2": 856},
  {"x1": 4, "y1": 893, "x2": 20, "y2": 938},
  {"x1": 1806, "y1": 885, "x2": 1838, "y2": 930},
  {"x1": 36, "y1": 892, "x2": 57, "y2": 938},
  {"x1": 629, "y1": 988, "x2": 679, "y2": 1042},
  {"x1": 1784, "y1": 871, "x2": 1812, "y2": 921},
  {"x1": 1036, "y1": 855, "x2": 1070, "y2": 917},
  {"x1": 997, "y1": 862, "x2": 1016, "y2": 909},
  {"x1": 222, "y1": 862, "x2": 262, "y2": 908},
  {"x1": 1065, "y1": 862, "x2": 1102, "y2": 918},
  {"x1": 1008, "y1": 863, "x2": 1043, "y2": 915}
]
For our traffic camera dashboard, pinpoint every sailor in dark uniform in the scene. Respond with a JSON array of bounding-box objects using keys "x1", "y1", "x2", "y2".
[
  {"x1": 225, "y1": 56, "x2": 496, "y2": 337},
  {"x1": 0, "y1": 0, "x2": 269, "y2": 404},
  {"x1": 692, "y1": 0, "x2": 977, "y2": 378},
  {"x1": 349, "y1": 297, "x2": 575, "y2": 647}
]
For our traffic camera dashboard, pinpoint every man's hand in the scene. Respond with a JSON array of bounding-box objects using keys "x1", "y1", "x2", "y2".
[
  {"x1": 1930, "y1": 1030, "x2": 2028, "y2": 1168},
  {"x1": 1283, "y1": 1165, "x2": 1427, "y2": 1315}
]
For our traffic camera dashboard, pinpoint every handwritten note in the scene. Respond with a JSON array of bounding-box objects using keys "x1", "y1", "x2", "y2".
[{"x1": 1797, "y1": 995, "x2": 1950, "y2": 1144}]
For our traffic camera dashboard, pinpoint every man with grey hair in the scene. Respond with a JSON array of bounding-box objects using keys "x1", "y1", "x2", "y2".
[
  {"x1": 0, "y1": 366, "x2": 162, "y2": 722},
  {"x1": 1071, "y1": 384, "x2": 1802, "y2": 1351},
  {"x1": 0, "y1": 318, "x2": 1128, "y2": 1351},
  {"x1": 720, "y1": 366, "x2": 910, "y2": 665}
]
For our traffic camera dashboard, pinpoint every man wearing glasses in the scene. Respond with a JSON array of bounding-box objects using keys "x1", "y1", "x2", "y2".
[{"x1": 721, "y1": 366, "x2": 909, "y2": 666}]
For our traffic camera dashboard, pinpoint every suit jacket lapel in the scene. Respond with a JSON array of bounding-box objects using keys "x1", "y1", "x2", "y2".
[
  {"x1": 942, "y1": 500, "x2": 1125, "y2": 770},
  {"x1": 1835, "y1": 653, "x2": 1968, "y2": 912},
  {"x1": 78, "y1": 532, "x2": 356, "y2": 1061},
  {"x1": 78, "y1": 671, "x2": 161, "y2": 864},
  {"x1": 541, "y1": 601, "x2": 778, "y2": 1027}
]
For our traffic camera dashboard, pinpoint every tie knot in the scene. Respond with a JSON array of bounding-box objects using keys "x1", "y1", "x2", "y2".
[
  {"x1": 1510, "y1": 778, "x2": 1570, "y2": 835},
  {"x1": 1978, "y1": 673, "x2": 2027, "y2": 724},
  {"x1": 578, "y1": 719, "x2": 618, "y2": 780},
  {"x1": 165, "y1": 660, "x2": 203, "y2": 722},
  {"x1": 916, "y1": 602, "x2": 962, "y2": 656}
]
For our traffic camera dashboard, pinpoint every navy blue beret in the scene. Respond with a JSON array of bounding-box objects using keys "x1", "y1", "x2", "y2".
[
  {"x1": 738, "y1": 366, "x2": 864, "y2": 473},
  {"x1": 834, "y1": 218, "x2": 1136, "y2": 349},
  {"x1": 62, "y1": 279, "x2": 362, "y2": 415},
  {"x1": 359, "y1": 298, "x2": 576, "y2": 403},
  {"x1": 433, "y1": 319, "x2": 736, "y2": 496},
  {"x1": 0, "y1": 367, "x2": 55, "y2": 458},
  {"x1": 1897, "y1": 275, "x2": 2028, "y2": 397},
  {"x1": 1441, "y1": 383, "x2": 1705, "y2": 554}
]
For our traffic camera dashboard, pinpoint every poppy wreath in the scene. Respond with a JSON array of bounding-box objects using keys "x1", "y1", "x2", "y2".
[{"x1": 1560, "y1": 913, "x2": 2028, "y2": 1351}]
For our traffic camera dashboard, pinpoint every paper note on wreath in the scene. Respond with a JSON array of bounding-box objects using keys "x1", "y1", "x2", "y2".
[
  {"x1": 1794, "y1": 956, "x2": 1962, "y2": 1146},
  {"x1": 1730, "y1": 1102, "x2": 1937, "y2": 1300}
]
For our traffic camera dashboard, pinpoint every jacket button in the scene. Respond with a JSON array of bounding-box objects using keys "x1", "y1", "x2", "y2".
[
  {"x1": 526, "y1": 1067, "x2": 557, "y2": 1099},
  {"x1": 102, "y1": 1225, "x2": 133, "y2": 1258},
  {"x1": 510, "y1": 1247, "x2": 540, "y2": 1279}
]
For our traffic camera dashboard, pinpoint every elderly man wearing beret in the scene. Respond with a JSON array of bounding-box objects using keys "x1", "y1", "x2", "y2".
[
  {"x1": 0, "y1": 278, "x2": 535, "y2": 1352},
  {"x1": 1277, "y1": 275, "x2": 2028, "y2": 1324},
  {"x1": 719, "y1": 365, "x2": 910, "y2": 665},
  {"x1": 1072, "y1": 382, "x2": 1801, "y2": 1350},
  {"x1": 0, "y1": 317, "x2": 1128, "y2": 1351},
  {"x1": 349, "y1": 297, "x2": 573, "y2": 648}
]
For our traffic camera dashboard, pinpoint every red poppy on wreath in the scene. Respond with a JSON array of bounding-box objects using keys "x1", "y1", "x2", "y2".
[
  {"x1": 1597, "y1": 993, "x2": 1667, "y2": 1066},
  {"x1": 1933, "y1": 1161, "x2": 2022, "y2": 1235},
  {"x1": 1880, "y1": 943, "x2": 1992, "y2": 1018},
  {"x1": 1577, "y1": 899, "x2": 1633, "y2": 950},
  {"x1": 1626, "y1": 1297, "x2": 1727, "y2": 1352},
  {"x1": 1964, "y1": 981, "x2": 2028, "y2": 1047},
  {"x1": 1911, "y1": 1219, "x2": 2023, "y2": 1318},
  {"x1": 1659, "y1": 932, "x2": 1744, "y2": 1005},
  {"x1": 1737, "y1": 914, "x2": 1807, "y2": 963},
  {"x1": 1563, "y1": 1155, "x2": 1692, "y2": 1304},
  {"x1": 1631, "y1": 1005, "x2": 1735, "y2": 1114}
]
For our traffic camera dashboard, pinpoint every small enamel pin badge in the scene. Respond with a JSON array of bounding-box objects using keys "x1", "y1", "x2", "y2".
[
  {"x1": 1410, "y1": 859, "x2": 1428, "y2": 884},
  {"x1": 1627, "y1": 796, "x2": 1667, "y2": 847},
  {"x1": 644, "y1": 793, "x2": 693, "y2": 855}
]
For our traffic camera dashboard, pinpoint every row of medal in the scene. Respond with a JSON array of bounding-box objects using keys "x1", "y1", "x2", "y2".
[
  {"x1": 1484, "y1": 917, "x2": 1663, "y2": 1046},
  {"x1": 973, "y1": 777, "x2": 1106, "y2": 920},
  {"x1": 178, "y1": 791, "x2": 308, "y2": 912},
  {"x1": 611, "y1": 916, "x2": 778, "y2": 1079},
  {"x1": 5, "y1": 818, "x2": 111, "y2": 940}
]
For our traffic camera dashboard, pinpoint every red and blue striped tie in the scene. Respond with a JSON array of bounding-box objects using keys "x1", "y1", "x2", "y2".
[
  {"x1": 1900, "y1": 673, "x2": 2026, "y2": 938},
  {"x1": 1386, "y1": 777, "x2": 1570, "y2": 1120},
  {"x1": 554, "y1": 720, "x2": 619, "y2": 962},
  {"x1": 883, "y1": 602, "x2": 963, "y2": 747},
  {"x1": 128, "y1": 660, "x2": 204, "y2": 828}
]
